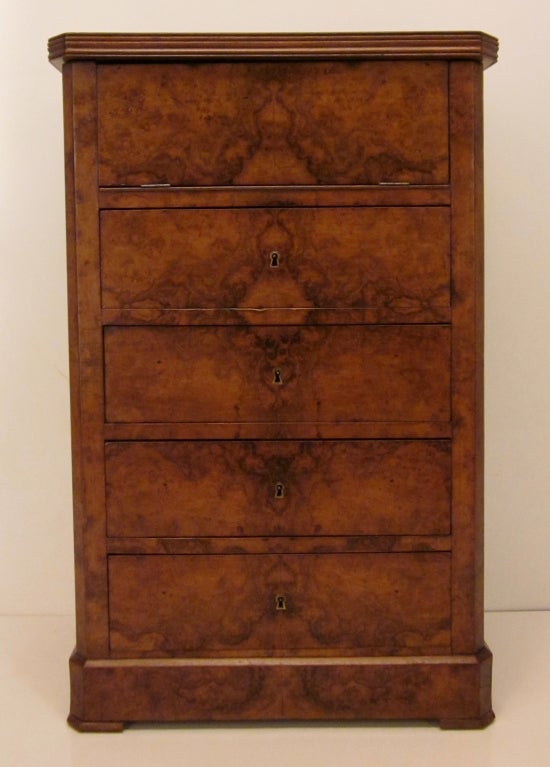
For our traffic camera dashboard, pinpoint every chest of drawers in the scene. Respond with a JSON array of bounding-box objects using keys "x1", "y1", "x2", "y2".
[{"x1": 49, "y1": 31, "x2": 498, "y2": 730}]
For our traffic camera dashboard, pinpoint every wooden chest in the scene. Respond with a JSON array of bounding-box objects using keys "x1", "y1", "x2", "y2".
[{"x1": 48, "y1": 32, "x2": 498, "y2": 730}]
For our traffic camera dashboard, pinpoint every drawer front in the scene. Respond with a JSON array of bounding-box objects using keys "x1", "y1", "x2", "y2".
[
  {"x1": 97, "y1": 61, "x2": 448, "y2": 186},
  {"x1": 101, "y1": 207, "x2": 450, "y2": 319},
  {"x1": 106, "y1": 440, "x2": 451, "y2": 537},
  {"x1": 104, "y1": 325, "x2": 450, "y2": 424},
  {"x1": 108, "y1": 553, "x2": 451, "y2": 656}
]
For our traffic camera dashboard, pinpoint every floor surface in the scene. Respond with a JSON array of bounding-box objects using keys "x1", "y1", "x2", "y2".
[{"x1": 1, "y1": 611, "x2": 548, "y2": 766}]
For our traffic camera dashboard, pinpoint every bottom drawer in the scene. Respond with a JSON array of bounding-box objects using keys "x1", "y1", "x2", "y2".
[{"x1": 108, "y1": 553, "x2": 451, "y2": 657}]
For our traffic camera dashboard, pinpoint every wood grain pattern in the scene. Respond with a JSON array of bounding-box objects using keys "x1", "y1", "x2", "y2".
[
  {"x1": 105, "y1": 439, "x2": 451, "y2": 537},
  {"x1": 97, "y1": 61, "x2": 448, "y2": 187},
  {"x1": 108, "y1": 553, "x2": 451, "y2": 656},
  {"x1": 104, "y1": 325, "x2": 451, "y2": 424},
  {"x1": 103, "y1": 420, "x2": 452, "y2": 441},
  {"x1": 99, "y1": 186, "x2": 452, "y2": 209},
  {"x1": 106, "y1": 535, "x2": 451, "y2": 556},
  {"x1": 101, "y1": 207, "x2": 450, "y2": 322},
  {"x1": 63, "y1": 63, "x2": 109, "y2": 658},
  {"x1": 449, "y1": 62, "x2": 486, "y2": 653},
  {"x1": 68, "y1": 646, "x2": 494, "y2": 729}
]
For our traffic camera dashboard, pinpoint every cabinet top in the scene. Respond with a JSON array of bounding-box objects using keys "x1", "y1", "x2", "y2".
[{"x1": 48, "y1": 31, "x2": 498, "y2": 71}]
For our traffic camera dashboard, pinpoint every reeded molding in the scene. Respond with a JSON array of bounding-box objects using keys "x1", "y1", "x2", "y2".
[{"x1": 48, "y1": 32, "x2": 498, "y2": 71}]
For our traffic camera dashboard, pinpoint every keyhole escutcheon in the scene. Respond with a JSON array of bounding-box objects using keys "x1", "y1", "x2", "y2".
[
  {"x1": 275, "y1": 482, "x2": 285, "y2": 498},
  {"x1": 273, "y1": 368, "x2": 283, "y2": 385},
  {"x1": 276, "y1": 595, "x2": 287, "y2": 611},
  {"x1": 269, "y1": 250, "x2": 280, "y2": 268}
]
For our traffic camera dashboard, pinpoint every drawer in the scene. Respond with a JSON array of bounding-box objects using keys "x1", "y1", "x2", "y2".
[
  {"x1": 101, "y1": 207, "x2": 450, "y2": 320},
  {"x1": 108, "y1": 553, "x2": 451, "y2": 656},
  {"x1": 104, "y1": 325, "x2": 450, "y2": 424},
  {"x1": 106, "y1": 440, "x2": 451, "y2": 537},
  {"x1": 97, "y1": 61, "x2": 448, "y2": 186}
]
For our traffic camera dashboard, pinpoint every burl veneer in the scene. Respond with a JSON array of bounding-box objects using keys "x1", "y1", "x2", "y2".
[{"x1": 49, "y1": 31, "x2": 498, "y2": 731}]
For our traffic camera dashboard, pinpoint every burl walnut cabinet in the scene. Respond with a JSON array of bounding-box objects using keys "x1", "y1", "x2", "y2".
[{"x1": 48, "y1": 32, "x2": 498, "y2": 730}]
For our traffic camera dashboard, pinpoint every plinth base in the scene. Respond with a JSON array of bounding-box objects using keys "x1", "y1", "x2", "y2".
[{"x1": 68, "y1": 646, "x2": 494, "y2": 732}]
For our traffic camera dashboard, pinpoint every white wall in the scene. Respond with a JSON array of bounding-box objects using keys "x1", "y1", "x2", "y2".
[{"x1": 1, "y1": 0, "x2": 549, "y2": 615}]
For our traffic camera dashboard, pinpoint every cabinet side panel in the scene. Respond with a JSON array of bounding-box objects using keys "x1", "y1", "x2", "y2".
[
  {"x1": 449, "y1": 61, "x2": 485, "y2": 653},
  {"x1": 63, "y1": 63, "x2": 83, "y2": 653},
  {"x1": 63, "y1": 62, "x2": 108, "y2": 656}
]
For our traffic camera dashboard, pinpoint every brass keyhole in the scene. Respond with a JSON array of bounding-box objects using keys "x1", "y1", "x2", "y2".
[
  {"x1": 273, "y1": 368, "x2": 283, "y2": 385},
  {"x1": 269, "y1": 250, "x2": 280, "y2": 268},
  {"x1": 276, "y1": 595, "x2": 287, "y2": 611},
  {"x1": 275, "y1": 482, "x2": 285, "y2": 498}
]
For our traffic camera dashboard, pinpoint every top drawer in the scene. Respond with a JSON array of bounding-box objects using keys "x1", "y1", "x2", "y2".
[{"x1": 97, "y1": 61, "x2": 449, "y2": 187}]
